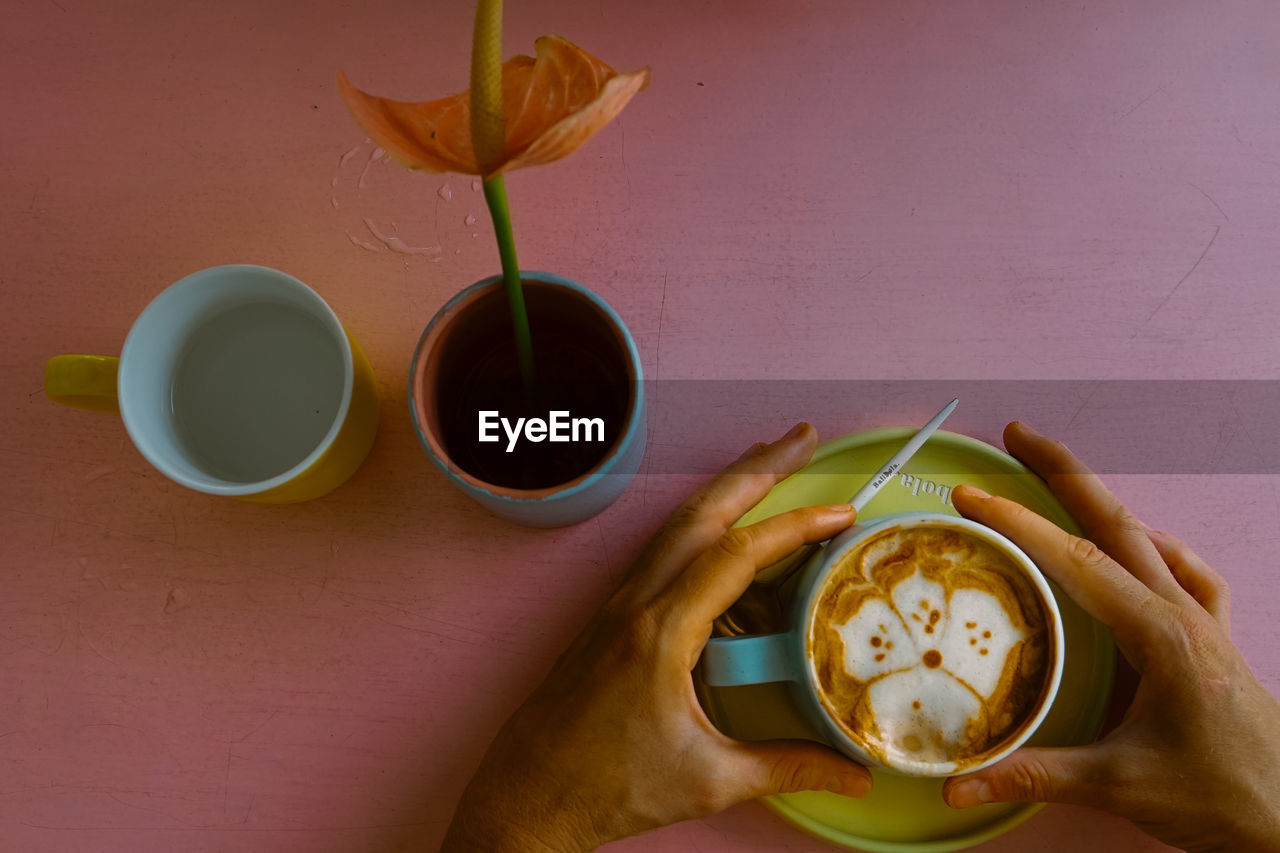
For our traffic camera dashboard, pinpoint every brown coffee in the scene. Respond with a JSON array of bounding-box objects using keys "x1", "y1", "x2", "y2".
[{"x1": 808, "y1": 523, "x2": 1052, "y2": 771}]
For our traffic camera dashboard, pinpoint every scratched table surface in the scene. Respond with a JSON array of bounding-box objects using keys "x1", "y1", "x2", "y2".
[{"x1": 4, "y1": 1, "x2": 1280, "y2": 851}]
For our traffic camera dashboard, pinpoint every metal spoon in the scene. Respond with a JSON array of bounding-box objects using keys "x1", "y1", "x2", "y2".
[{"x1": 715, "y1": 398, "x2": 960, "y2": 636}]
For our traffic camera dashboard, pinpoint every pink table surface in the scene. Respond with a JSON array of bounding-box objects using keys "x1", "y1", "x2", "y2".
[{"x1": 4, "y1": 1, "x2": 1279, "y2": 851}]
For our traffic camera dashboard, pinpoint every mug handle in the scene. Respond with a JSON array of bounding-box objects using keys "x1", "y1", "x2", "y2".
[
  {"x1": 701, "y1": 633, "x2": 799, "y2": 686},
  {"x1": 44, "y1": 355, "x2": 121, "y2": 414}
]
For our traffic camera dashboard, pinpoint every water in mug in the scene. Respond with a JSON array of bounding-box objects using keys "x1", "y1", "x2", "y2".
[{"x1": 169, "y1": 302, "x2": 345, "y2": 483}]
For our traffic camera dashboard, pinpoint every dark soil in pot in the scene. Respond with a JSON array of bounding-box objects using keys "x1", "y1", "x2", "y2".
[{"x1": 433, "y1": 281, "x2": 632, "y2": 490}]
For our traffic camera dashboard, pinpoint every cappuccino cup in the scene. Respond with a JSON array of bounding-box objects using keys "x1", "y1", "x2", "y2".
[{"x1": 701, "y1": 512, "x2": 1065, "y2": 777}]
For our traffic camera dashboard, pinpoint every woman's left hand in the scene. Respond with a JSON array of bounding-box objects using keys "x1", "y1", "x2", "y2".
[{"x1": 441, "y1": 423, "x2": 873, "y2": 852}]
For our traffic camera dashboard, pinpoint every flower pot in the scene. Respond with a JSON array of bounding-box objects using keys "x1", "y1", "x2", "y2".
[{"x1": 409, "y1": 271, "x2": 645, "y2": 527}]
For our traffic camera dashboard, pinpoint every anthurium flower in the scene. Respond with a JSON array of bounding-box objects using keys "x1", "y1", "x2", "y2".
[{"x1": 337, "y1": 35, "x2": 649, "y2": 177}]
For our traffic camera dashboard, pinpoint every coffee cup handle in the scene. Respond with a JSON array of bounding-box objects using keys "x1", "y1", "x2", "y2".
[
  {"x1": 701, "y1": 633, "x2": 799, "y2": 686},
  {"x1": 44, "y1": 355, "x2": 121, "y2": 414}
]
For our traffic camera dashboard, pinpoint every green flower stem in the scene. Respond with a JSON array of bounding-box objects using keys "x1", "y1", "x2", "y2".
[{"x1": 483, "y1": 174, "x2": 536, "y2": 403}]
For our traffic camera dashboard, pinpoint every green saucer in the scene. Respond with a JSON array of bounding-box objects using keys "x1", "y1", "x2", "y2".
[{"x1": 697, "y1": 428, "x2": 1116, "y2": 851}]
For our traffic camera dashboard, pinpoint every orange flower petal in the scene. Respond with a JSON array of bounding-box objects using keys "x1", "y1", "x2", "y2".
[
  {"x1": 337, "y1": 35, "x2": 649, "y2": 176},
  {"x1": 500, "y1": 64, "x2": 650, "y2": 174},
  {"x1": 336, "y1": 71, "x2": 484, "y2": 173}
]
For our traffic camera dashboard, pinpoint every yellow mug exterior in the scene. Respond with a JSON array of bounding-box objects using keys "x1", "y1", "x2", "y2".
[
  {"x1": 43, "y1": 329, "x2": 378, "y2": 504},
  {"x1": 44, "y1": 354, "x2": 122, "y2": 414}
]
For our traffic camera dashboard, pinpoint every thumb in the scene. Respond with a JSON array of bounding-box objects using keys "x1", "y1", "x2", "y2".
[
  {"x1": 943, "y1": 746, "x2": 1108, "y2": 809},
  {"x1": 732, "y1": 739, "x2": 873, "y2": 799}
]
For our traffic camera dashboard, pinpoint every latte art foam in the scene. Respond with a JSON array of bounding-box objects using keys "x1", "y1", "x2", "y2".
[{"x1": 808, "y1": 524, "x2": 1051, "y2": 771}]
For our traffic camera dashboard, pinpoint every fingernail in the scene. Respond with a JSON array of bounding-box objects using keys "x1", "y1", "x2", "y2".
[
  {"x1": 958, "y1": 485, "x2": 991, "y2": 501},
  {"x1": 825, "y1": 503, "x2": 855, "y2": 514},
  {"x1": 778, "y1": 422, "x2": 809, "y2": 442},
  {"x1": 948, "y1": 780, "x2": 994, "y2": 808},
  {"x1": 1011, "y1": 420, "x2": 1038, "y2": 435}
]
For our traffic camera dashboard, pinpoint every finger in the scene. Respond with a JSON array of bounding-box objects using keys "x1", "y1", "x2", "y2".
[
  {"x1": 943, "y1": 745, "x2": 1112, "y2": 810},
  {"x1": 729, "y1": 739, "x2": 873, "y2": 800},
  {"x1": 619, "y1": 422, "x2": 819, "y2": 604},
  {"x1": 952, "y1": 485, "x2": 1170, "y2": 669},
  {"x1": 659, "y1": 503, "x2": 857, "y2": 638},
  {"x1": 1144, "y1": 526, "x2": 1231, "y2": 631},
  {"x1": 1099, "y1": 651, "x2": 1140, "y2": 738},
  {"x1": 1002, "y1": 422, "x2": 1187, "y2": 604}
]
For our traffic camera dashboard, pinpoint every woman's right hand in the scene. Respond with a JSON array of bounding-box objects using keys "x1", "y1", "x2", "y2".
[{"x1": 943, "y1": 421, "x2": 1280, "y2": 853}]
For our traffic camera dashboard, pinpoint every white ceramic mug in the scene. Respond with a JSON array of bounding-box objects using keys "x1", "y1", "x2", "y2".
[
  {"x1": 701, "y1": 512, "x2": 1066, "y2": 776},
  {"x1": 45, "y1": 264, "x2": 379, "y2": 503}
]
